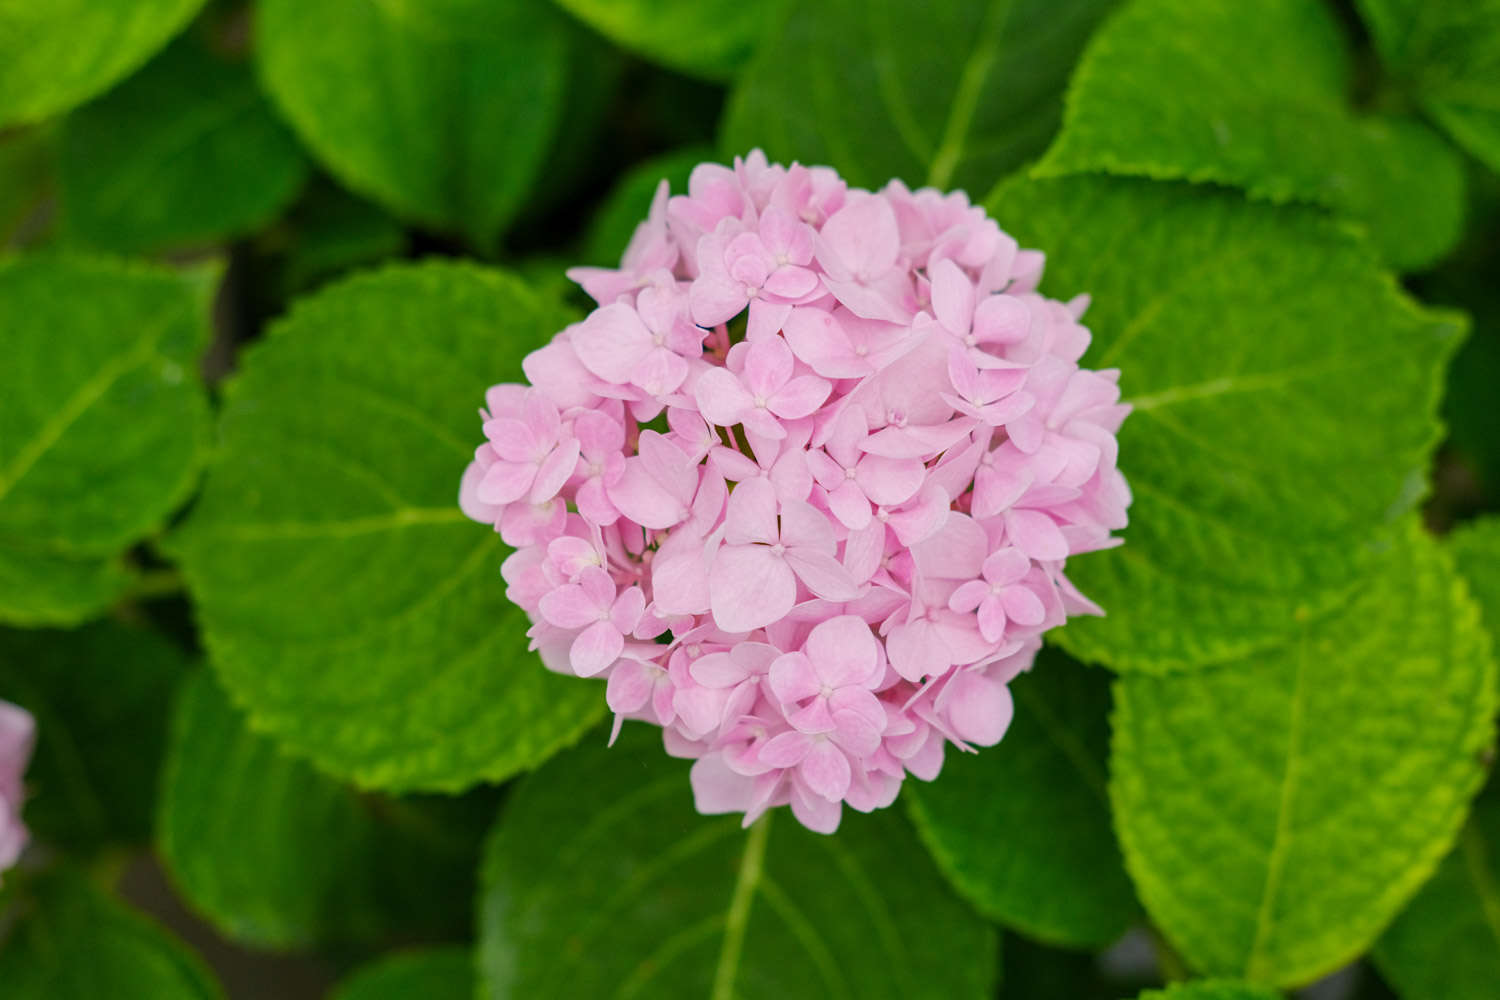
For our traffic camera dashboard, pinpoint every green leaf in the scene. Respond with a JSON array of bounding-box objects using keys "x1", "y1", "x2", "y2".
[
  {"x1": 0, "y1": 255, "x2": 215, "y2": 626},
  {"x1": 1375, "y1": 773, "x2": 1500, "y2": 1000},
  {"x1": 1450, "y1": 518, "x2": 1500, "y2": 640},
  {"x1": 256, "y1": 0, "x2": 579, "y2": 245},
  {"x1": 986, "y1": 174, "x2": 1460, "y2": 673},
  {"x1": 0, "y1": 0, "x2": 208, "y2": 128},
  {"x1": 722, "y1": 0, "x2": 1119, "y2": 193},
  {"x1": 0, "y1": 621, "x2": 189, "y2": 851},
  {"x1": 170, "y1": 261, "x2": 604, "y2": 792},
  {"x1": 1135, "y1": 984, "x2": 1281, "y2": 1000},
  {"x1": 551, "y1": 0, "x2": 771, "y2": 81},
  {"x1": 478, "y1": 724, "x2": 998, "y2": 1000},
  {"x1": 273, "y1": 179, "x2": 408, "y2": 297},
  {"x1": 59, "y1": 37, "x2": 308, "y2": 254},
  {"x1": 158, "y1": 670, "x2": 488, "y2": 949},
  {"x1": 1036, "y1": 0, "x2": 1466, "y2": 271},
  {"x1": 581, "y1": 146, "x2": 711, "y2": 266},
  {"x1": 330, "y1": 948, "x2": 474, "y2": 1000},
  {"x1": 904, "y1": 649, "x2": 1136, "y2": 948},
  {"x1": 1357, "y1": 0, "x2": 1500, "y2": 174},
  {"x1": 1111, "y1": 521, "x2": 1498, "y2": 987},
  {"x1": 0, "y1": 872, "x2": 223, "y2": 999},
  {"x1": 0, "y1": 126, "x2": 54, "y2": 248}
]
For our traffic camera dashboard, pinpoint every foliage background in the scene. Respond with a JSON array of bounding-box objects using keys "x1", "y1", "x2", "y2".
[{"x1": 1, "y1": 0, "x2": 1498, "y2": 997}]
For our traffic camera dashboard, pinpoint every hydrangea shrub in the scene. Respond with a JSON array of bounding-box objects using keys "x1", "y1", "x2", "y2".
[{"x1": 1, "y1": 0, "x2": 1498, "y2": 998}]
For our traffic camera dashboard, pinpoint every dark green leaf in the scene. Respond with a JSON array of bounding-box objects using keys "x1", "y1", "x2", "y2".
[
  {"x1": 1111, "y1": 521, "x2": 1497, "y2": 986},
  {"x1": 158, "y1": 670, "x2": 488, "y2": 949},
  {"x1": 1375, "y1": 773, "x2": 1500, "y2": 1000},
  {"x1": 1037, "y1": 0, "x2": 1465, "y2": 270},
  {"x1": 0, "y1": 255, "x2": 215, "y2": 626},
  {"x1": 0, "y1": 126, "x2": 54, "y2": 248},
  {"x1": 987, "y1": 175, "x2": 1460, "y2": 672},
  {"x1": 330, "y1": 948, "x2": 474, "y2": 1000},
  {"x1": 552, "y1": 0, "x2": 772, "y2": 81},
  {"x1": 59, "y1": 37, "x2": 308, "y2": 253},
  {"x1": 0, "y1": 621, "x2": 190, "y2": 850},
  {"x1": 1451, "y1": 517, "x2": 1500, "y2": 642},
  {"x1": 0, "y1": 872, "x2": 223, "y2": 999},
  {"x1": 170, "y1": 261, "x2": 604, "y2": 792},
  {"x1": 1135, "y1": 983, "x2": 1280, "y2": 1000},
  {"x1": 478, "y1": 724, "x2": 998, "y2": 1000},
  {"x1": 905, "y1": 649, "x2": 1135, "y2": 948},
  {"x1": 274, "y1": 179, "x2": 408, "y2": 297},
  {"x1": 722, "y1": 0, "x2": 1118, "y2": 193},
  {"x1": 256, "y1": 0, "x2": 580, "y2": 245},
  {"x1": 1357, "y1": 0, "x2": 1500, "y2": 174},
  {"x1": 0, "y1": 0, "x2": 208, "y2": 128}
]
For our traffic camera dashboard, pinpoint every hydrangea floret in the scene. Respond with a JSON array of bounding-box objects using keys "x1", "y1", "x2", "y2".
[
  {"x1": 461, "y1": 152, "x2": 1131, "y2": 833},
  {"x1": 1, "y1": 699, "x2": 35, "y2": 879}
]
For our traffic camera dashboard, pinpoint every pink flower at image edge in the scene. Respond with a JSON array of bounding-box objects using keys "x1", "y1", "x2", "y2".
[
  {"x1": 460, "y1": 151, "x2": 1131, "y2": 834},
  {"x1": 1, "y1": 699, "x2": 35, "y2": 879}
]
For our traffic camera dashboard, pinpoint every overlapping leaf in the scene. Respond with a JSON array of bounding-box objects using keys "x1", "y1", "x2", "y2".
[
  {"x1": 1111, "y1": 521, "x2": 1497, "y2": 986},
  {"x1": 986, "y1": 175, "x2": 1459, "y2": 672},
  {"x1": 170, "y1": 262, "x2": 604, "y2": 792},
  {"x1": 1036, "y1": 0, "x2": 1465, "y2": 270},
  {"x1": 0, "y1": 0, "x2": 207, "y2": 128},
  {"x1": 0, "y1": 622, "x2": 190, "y2": 850},
  {"x1": 0, "y1": 255, "x2": 215, "y2": 626},
  {"x1": 905, "y1": 649, "x2": 1136, "y2": 948},
  {"x1": 60, "y1": 38, "x2": 308, "y2": 253},
  {"x1": 256, "y1": 0, "x2": 580, "y2": 245},
  {"x1": 551, "y1": 0, "x2": 769, "y2": 81},
  {"x1": 581, "y1": 146, "x2": 710, "y2": 266},
  {"x1": 158, "y1": 671, "x2": 488, "y2": 949},
  {"x1": 722, "y1": 0, "x2": 1118, "y2": 193},
  {"x1": 1357, "y1": 0, "x2": 1500, "y2": 173},
  {"x1": 478, "y1": 724, "x2": 997, "y2": 1000},
  {"x1": 0, "y1": 872, "x2": 223, "y2": 999},
  {"x1": 330, "y1": 948, "x2": 474, "y2": 1000}
]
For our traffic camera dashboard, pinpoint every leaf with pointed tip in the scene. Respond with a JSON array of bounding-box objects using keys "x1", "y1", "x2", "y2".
[
  {"x1": 330, "y1": 948, "x2": 474, "y2": 1000},
  {"x1": 0, "y1": 621, "x2": 190, "y2": 851},
  {"x1": 1356, "y1": 0, "x2": 1500, "y2": 174},
  {"x1": 0, "y1": 255, "x2": 214, "y2": 626},
  {"x1": 1111, "y1": 521, "x2": 1497, "y2": 987},
  {"x1": 722, "y1": 0, "x2": 1119, "y2": 193},
  {"x1": 0, "y1": 0, "x2": 208, "y2": 128},
  {"x1": 170, "y1": 261, "x2": 604, "y2": 792},
  {"x1": 987, "y1": 174, "x2": 1460, "y2": 673},
  {"x1": 59, "y1": 37, "x2": 308, "y2": 254},
  {"x1": 478, "y1": 724, "x2": 997, "y2": 1000},
  {"x1": 0, "y1": 872, "x2": 223, "y2": 999},
  {"x1": 158, "y1": 671, "x2": 490, "y2": 950},
  {"x1": 905, "y1": 649, "x2": 1136, "y2": 948},
  {"x1": 256, "y1": 0, "x2": 579, "y2": 245},
  {"x1": 1036, "y1": 0, "x2": 1465, "y2": 270}
]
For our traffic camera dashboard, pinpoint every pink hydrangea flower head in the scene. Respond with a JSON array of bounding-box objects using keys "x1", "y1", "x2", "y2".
[
  {"x1": 1, "y1": 699, "x2": 36, "y2": 878},
  {"x1": 461, "y1": 152, "x2": 1131, "y2": 834}
]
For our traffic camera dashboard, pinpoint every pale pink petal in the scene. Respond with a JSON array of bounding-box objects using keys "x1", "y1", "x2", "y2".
[
  {"x1": 785, "y1": 549, "x2": 860, "y2": 601},
  {"x1": 799, "y1": 741, "x2": 852, "y2": 801},
  {"x1": 570, "y1": 621, "x2": 623, "y2": 677},
  {"x1": 768, "y1": 375, "x2": 831, "y2": 419},
  {"x1": 976, "y1": 594, "x2": 1008, "y2": 643},
  {"x1": 830, "y1": 708, "x2": 882, "y2": 757},
  {"x1": 1006, "y1": 508, "x2": 1069, "y2": 562},
  {"x1": 691, "y1": 754, "x2": 756, "y2": 814},
  {"x1": 572, "y1": 303, "x2": 652, "y2": 383},
  {"x1": 743, "y1": 336, "x2": 795, "y2": 397},
  {"x1": 759, "y1": 730, "x2": 813, "y2": 768},
  {"x1": 945, "y1": 672, "x2": 1014, "y2": 746},
  {"x1": 826, "y1": 480, "x2": 872, "y2": 530},
  {"x1": 477, "y1": 460, "x2": 534, "y2": 505},
  {"x1": 948, "y1": 580, "x2": 989, "y2": 615},
  {"x1": 789, "y1": 781, "x2": 843, "y2": 833},
  {"x1": 608, "y1": 459, "x2": 688, "y2": 530},
  {"x1": 723, "y1": 478, "x2": 780, "y2": 545},
  {"x1": 690, "y1": 652, "x2": 746, "y2": 688},
  {"x1": 606, "y1": 660, "x2": 654, "y2": 713},
  {"x1": 538, "y1": 584, "x2": 600, "y2": 629},
  {"x1": 709, "y1": 544, "x2": 796, "y2": 633},
  {"x1": 769, "y1": 652, "x2": 821, "y2": 704},
  {"x1": 855, "y1": 455, "x2": 925, "y2": 506},
  {"x1": 805, "y1": 615, "x2": 879, "y2": 688},
  {"x1": 694, "y1": 367, "x2": 754, "y2": 426},
  {"x1": 529, "y1": 439, "x2": 580, "y2": 503},
  {"x1": 1001, "y1": 585, "x2": 1046, "y2": 626},
  {"x1": 930, "y1": 258, "x2": 975, "y2": 334}
]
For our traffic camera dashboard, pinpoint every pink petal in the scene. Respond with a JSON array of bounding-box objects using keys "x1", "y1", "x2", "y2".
[
  {"x1": 631, "y1": 348, "x2": 689, "y2": 396},
  {"x1": 606, "y1": 659, "x2": 654, "y2": 713},
  {"x1": 768, "y1": 375, "x2": 832, "y2": 420},
  {"x1": 855, "y1": 455, "x2": 925, "y2": 506},
  {"x1": 691, "y1": 272, "x2": 750, "y2": 327},
  {"x1": 572, "y1": 303, "x2": 652, "y2": 383},
  {"x1": 709, "y1": 544, "x2": 796, "y2": 633},
  {"x1": 831, "y1": 707, "x2": 882, "y2": 757},
  {"x1": 723, "y1": 478, "x2": 780, "y2": 545},
  {"x1": 538, "y1": 583, "x2": 601, "y2": 629},
  {"x1": 789, "y1": 781, "x2": 843, "y2": 833},
  {"x1": 529, "y1": 439, "x2": 580, "y2": 503},
  {"x1": 945, "y1": 672, "x2": 1014, "y2": 747},
  {"x1": 759, "y1": 730, "x2": 813, "y2": 768},
  {"x1": 477, "y1": 460, "x2": 534, "y2": 505},
  {"x1": 610, "y1": 586, "x2": 647, "y2": 633},
  {"x1": 972, "y1": 293, "x2": 1031, "y2": 344},
  {"x1": 691, "y1": 754, "x2": 756, "y2": 814},
  {"x1": 948, "y1": 580, "x2": 989, "y2": 615},
  {"x1": 930, "y1": 258, "x2": 975, "y2": 335},
  {"x1": 826, "y1": 480, "x2": 872, "y2": 530},
  {"x1": 743, "y1": 335, "x2": 795, "y2": 396},
  {"x1": 912, "y1": 512, "x2": 987, "y2": 581},
  {"x1": 1001, "y1": 584, "x2": 1046, "y2": 626},
  {"x1": 799, "y1": 740, "x2": 852, "y2": 801},
  {"x1": 769, "y1": 652, "x2": 821, "y2": 704},
  {"x1": 976, "y1": 594, "x2": 1008, "y2": 643},
  {"x1": 785, "y1": 548, "x2": 860, "y2": 601},
  {"x1": 690, "y1": 652, "x2": 746, "y2": 688},
  {"x1": 570, "y1": 620, "x2": 623, "y2": 677},
  {"x1": 694, "y1": 367, "x2": 754, "y2": 426},
  {"x1": 776, "y1": 496, "x2": 833, "y2": 553},
  {"x1": 1006, "y1": 508, "x2": 1069, "y2": 562},
  {"x1": 608, "y1": 459, "x2": 688, "y2": 530},
  {"x1": 818, "y1": 194, "x2": 899, "y2": 281},
  {"x1": 805, "y1": 615, "x2": 878, "y2": 688}
]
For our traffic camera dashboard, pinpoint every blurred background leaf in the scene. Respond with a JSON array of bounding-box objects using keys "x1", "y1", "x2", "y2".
[
  {"x1": 0, "y1": 0, "x2": 208, "y2": 128},
  {"x1": 329, "y1": 948, "x2": 473, "y2": 1000},
  {"x1": 0, "y1": 256, "x2": 215, "y2": 626},
  {"x1": 550, "y1": 0, "x2": 775, "y2": 82},
  {"x1": 58, "y1": 35, "x2": 308, "y2": 254}
]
